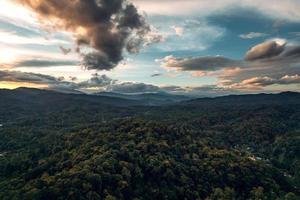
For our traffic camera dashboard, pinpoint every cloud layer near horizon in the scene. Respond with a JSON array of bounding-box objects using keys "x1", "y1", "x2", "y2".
[
  {"x1": 0, "y1": 70, "x2": 242, "y2": 96},
  {"x1": 1, "y1": 0, "x2": 300, "y2": 95},
  {"x1": 0, "y1": 70, "x2": 162, "y2": 94},
  {"x1": 160, "y1": 39, "x2": 300, "y2": 90}
]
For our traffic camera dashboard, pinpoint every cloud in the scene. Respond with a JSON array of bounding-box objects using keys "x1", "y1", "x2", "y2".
[
  {"x1": 280, "y1": 74, "x2": 300, "y2": 84},
  {"x1": 147, "y1": 18, "x2": 225, "y2": 52},
  {"x1": 2, "y1": 69, "x2": 299, "y2": 96},
  {"x1": 161, "y1": 84, "x2": 244, "y2": 97},
  {"x1": 151, "y1": 73, "x2": 162, "y2": 77},
  {"x1": 0, "y1": 70, "x2": 234, "y2": 96},
  {"x1": 238, "y1": 40, "x2": 300, "y2": 80},
  {"x1": 280, "y1": 45, "x2": 300, "y2": 58},
  {"x1": 15, "y1": 0, "x2": 160, "y2": 70},
  {"x1": 59, "y1": 46, "x2": 71, "y2": 55},
  {"x1": 130, "y1": 0, "x2": 300, "y2": 22},
  {"x1": 158, "y1": 39, "x2": 300, "y2": 92},
  {"x1": 69, "y1": 76, "x2": 78, "y2": 81},
  {"x1": 239, "y1": 32, "x2": 268, "y2": 39},
  {"x1": 171, "y1": 26, "x2": 184, "y2": 36},
  {"x1": 0, "y1": 70, "x2": 113, "y2": 92},
  {"x1": 0, "y1": 0, "x2": 39, "y2": 31},
  {"x1": 244, "y1": 75, "x2": 300, "y2": 86},
  {"x1": 160, "y1": 55, "x2": 241, "y2": 72},
  {"x1": 170, "y1": 19, "x2": 225, "y2": 51},
  {"x1": 142, "y1": 27, "x2": 165, "y2": 47},
  {"x1": 0, "y1": 19, "x2": 40, "y2": 38},
  {"x1": 160, "y1": 39, "x2": 300, "y2": 79},
  {"x1": 0, "y1": 70, "x2": 161, "y2": 94},
  {"x1": 107, "y1": 82, "x2": 160, "y2": 94},
  {"x1": 160, "y1": 85, "x2": 187, "y2": 93},
  {"x1": 0, "y1": 70, "x2": 62, "y2": 84},
  {"x1": 76, "y1": 74, "x2": 162, "y2": 94},
  {"x1": 77, "y1": 73, "x2": 116, "y2": 89},
  {"x1": 241, "y1": 76, "x2": 276, "y2": 87},
  {"x1": 290, "y1": 32, "x2": 300, "y2": 37},
  {"x1": 245, "y1": 40, "x2": 286, "y2": 61},
  {"x1": 47, "y1": 73, "x2": 117, "y2": 93},
  {"x1": 14, "y1": 59, "x2": 78, "y2": 67},
  {"x1": 0, "y1": 29, "x2": 68, "y2": 45},
  {"x1": 221, "y1": 74, "x2": 300, "y2": 91}
]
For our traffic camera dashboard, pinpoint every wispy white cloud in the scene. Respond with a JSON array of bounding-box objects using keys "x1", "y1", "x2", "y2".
[
  {"x1": 289, "y1": 32, "x2": 300, "y2": 37},
  {"x1": 0, "y1": 30, "x2": 69, "y2": 46},
  {"x1": 171, "y1": 26, "x2": 184, "y2": 36},
  {"x1": 0, "y1": 0, "x2": 39, "y2": 31},
  {"x1": 149, "y1": 19, "x2": 225, "y2": 52},
  {"x1": 131, "y1": 0, "x2": 300, "y2": 22},
  {"x1": 0, "y1": 42, "x2": 78, "y2": 67},
  {"x1": 239, "y1": 32, "x2": 268, "y2": 39}
]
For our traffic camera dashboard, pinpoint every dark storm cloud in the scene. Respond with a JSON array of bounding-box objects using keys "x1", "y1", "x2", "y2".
[
  {"x1": 161, "y1": 55, "x2": 241, "y2": 72},
  {"x1": 16, "y1": 0, "x2": 155, "y2": 70},
  {"x1": 14, "y1": 59, "x2": 77, "y2": 67}
]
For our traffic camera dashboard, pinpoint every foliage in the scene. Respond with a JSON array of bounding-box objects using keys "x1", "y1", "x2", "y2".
[{"x1": 0, "y1": 89, "x2": 299, "y2": 199}]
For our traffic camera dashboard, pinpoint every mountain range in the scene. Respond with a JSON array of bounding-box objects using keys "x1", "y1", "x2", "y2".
[{"x1": 0, "y1": 87, "x2": 300, "y2": 199}]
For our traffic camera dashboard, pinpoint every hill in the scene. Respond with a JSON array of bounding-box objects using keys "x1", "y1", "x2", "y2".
[
  {"x1": 0, "y1": 88, "x2": 299, "y2": 199},
  {"x1": 0, "y1": 87, "x2": 144, "y2": 124},
  {"x1": 94, "y1": 91, "x2": 191, "y2": 105},
  {"x1": 183, "y1": 91, "x2": 300, "y2": 107}
]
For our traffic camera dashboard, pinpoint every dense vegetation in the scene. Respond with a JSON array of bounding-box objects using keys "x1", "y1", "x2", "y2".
[{"x1": 0, "y1": 88, "x2": 299, "y2": 199}]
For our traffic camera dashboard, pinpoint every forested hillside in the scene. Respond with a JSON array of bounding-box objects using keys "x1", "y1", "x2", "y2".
[{"x1": 0, "y1": 88, "x2": 299, "y2": 199}]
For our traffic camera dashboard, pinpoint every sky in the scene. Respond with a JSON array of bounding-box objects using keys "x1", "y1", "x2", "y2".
[{"x1": 0, "y1": 0, "x2": 300, "y2": 96}]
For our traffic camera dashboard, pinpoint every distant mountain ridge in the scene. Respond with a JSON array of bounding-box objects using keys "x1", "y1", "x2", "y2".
[
  {"x1": 183, "y1": 91, "x2": 300, "y2": 106},
  {"x1": 0, "y1": 87, "x2": 142, "y2": 106},
  {"x1": 0, "y1": 88, "x2": 300, "y2": 199},
  {"x1": 1, "y1": 88, "x2": 300, "y2": 109},
  {"x1": 94, "y1": 91, "x2": 191, "y2": 105}
]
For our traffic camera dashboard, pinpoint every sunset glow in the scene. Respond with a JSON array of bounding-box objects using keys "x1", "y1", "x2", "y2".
[
  {"x1": 0, "y1": 81, "x2": 47, "y2": 89},
  {"x1": 0, "y1": 0, "x2": 299, "y2": 96}
]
